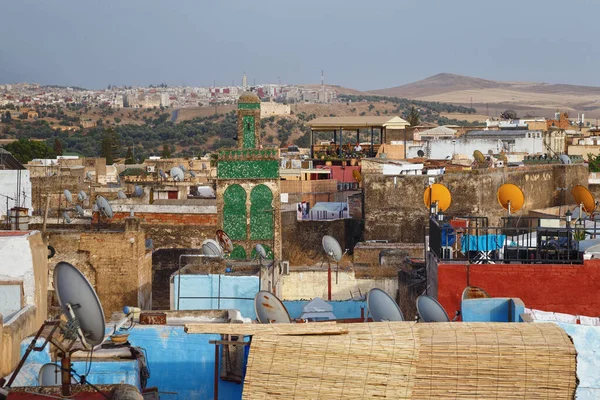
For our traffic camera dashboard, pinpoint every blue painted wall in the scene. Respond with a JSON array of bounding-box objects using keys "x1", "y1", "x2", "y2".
[
  {"x1": 461, "y1": 298, "x2": 525, "y2": 322},
  {"x1": 553, "y1": 322, "x2": 600, "y2": 400},
  {"x1": 283, "y1": 300, "x2": 367, "y2": 320},
  {"x1": 172, "y1": 274, "x2": 259, "y2": 319}
]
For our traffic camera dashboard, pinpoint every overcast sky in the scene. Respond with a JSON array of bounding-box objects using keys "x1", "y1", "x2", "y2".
[{"x1": 1, "y1": 0, "x2": 598, "y2": 90}]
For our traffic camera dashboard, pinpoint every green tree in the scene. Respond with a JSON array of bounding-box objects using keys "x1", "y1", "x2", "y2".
[
  {"x1": 588, "y1": 153, "x2": 600, "y2": 172},
  {"x1": 114, "y1": 117, "x2": 121, "y2": 124},
  {"x1": 100, "y1": 128, "x2": 119, "y2": 164},
  {"x1": 1, "y1": 111, "x2": 11, "y2": 123},
  {"x1": 368, "y1": 104, "x2": 375, "y2": 112},
  {"x1": 53, "y1": 138, "x2": 63, "y2": 156},
  {"x1": 3, "y1": 139, "x2": 55, "y2": 163},
  {"x1": 125, "y1": 146, "x2": 134, "y2": 164},
  {"x1": 161, "y1": 143, "x2": 171, "y2": 158},
  {"x1": 408, "y1": 107, "x2": 420, "y2": 126}
]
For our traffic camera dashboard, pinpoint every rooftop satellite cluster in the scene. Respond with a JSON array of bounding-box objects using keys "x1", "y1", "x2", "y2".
[
  {"x1": 0, "y1": 261, "x2": 138, "y2": 397},
  {"x1": 61, "y1": 189, "x2": 91, "y2": 224}
]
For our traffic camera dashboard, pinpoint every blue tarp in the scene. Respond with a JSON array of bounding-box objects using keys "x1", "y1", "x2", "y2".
[{"x1": 461, "y1": 234, "x2": 506, "y2": 252}]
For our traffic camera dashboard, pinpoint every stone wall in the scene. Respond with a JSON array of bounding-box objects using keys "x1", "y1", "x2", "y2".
[{"x1": 364, "y1": 164, "x2": 588, "y2": 243}]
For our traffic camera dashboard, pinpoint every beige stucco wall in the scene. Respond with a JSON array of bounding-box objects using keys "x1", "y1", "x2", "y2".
[
  {"x1": 280, "y1": 269, "x2": 397, "y2": 300},
  {"x1": 260, "y1": 102, "x2": 291, "y2": 118}
]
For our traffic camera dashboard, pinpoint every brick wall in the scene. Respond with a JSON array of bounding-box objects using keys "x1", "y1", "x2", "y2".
[
  {"x1": 110, "y1": 212, "x2": 218, "y2": 225},
  {"x1": 437, "y1": 260, "x2": 600, "y2": 317}
]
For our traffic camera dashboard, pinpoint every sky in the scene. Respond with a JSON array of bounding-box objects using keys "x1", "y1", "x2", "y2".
[{"x1": 1, "y1": 0, "x2": 599, "y2": 90}]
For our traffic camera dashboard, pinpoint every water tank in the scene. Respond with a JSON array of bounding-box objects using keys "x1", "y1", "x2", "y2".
[{"x1": 9, "y1": 207, "x2": 29, "y2": 230}]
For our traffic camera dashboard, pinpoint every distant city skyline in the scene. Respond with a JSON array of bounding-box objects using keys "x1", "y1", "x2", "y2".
[{"x1": 2, "y1": 0, "x2": 600, "y2": 90}]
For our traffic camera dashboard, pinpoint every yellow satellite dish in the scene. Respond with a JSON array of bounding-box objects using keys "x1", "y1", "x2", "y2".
[
  {"x1": 423, "y1": 183, "x2": 452, "y2": 212},
  {"x1": 572, "y1": 185, "x2": 596, "y2": 214},
  {"x1": 352, "y1": 169, "x2": 362, "y2": 184},
  {"x1": 497, "y1": 183, "x2": 525, "y2": 214}
]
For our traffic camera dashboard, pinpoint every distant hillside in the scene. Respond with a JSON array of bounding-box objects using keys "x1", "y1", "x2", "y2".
[{"x1": 368, "y1": 73, "x2": 600, "y2": 118}]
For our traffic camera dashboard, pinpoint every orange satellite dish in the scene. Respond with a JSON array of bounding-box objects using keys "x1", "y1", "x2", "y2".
[
  {"x1": 352, "y1": 169, "x2": 362, "y2": 183},
  {"x1": 423, "y1": 183, "x2": 452, "y2": 212},
  {"x1": 572, "y1": 185, "x2": 596, "y2": 213},
  {"x1": 497, "y1": 184, "x2": 525, "y2": 214}
]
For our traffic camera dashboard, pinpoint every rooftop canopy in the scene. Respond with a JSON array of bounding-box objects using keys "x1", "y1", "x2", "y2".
[{"x1": 307, "y1": 116, "x2": 409, "y2": 131}]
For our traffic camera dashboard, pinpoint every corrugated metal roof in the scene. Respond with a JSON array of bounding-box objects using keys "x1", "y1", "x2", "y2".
[{"x1": 0, "y1": 148, "x2": 26, "y2": 170}]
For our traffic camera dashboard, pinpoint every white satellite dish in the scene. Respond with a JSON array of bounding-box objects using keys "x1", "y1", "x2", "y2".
[
  {"x1": 85, "y1": 172, "x2": 92, "y2": 181},
  {"x1": 63, "y1": 212, "x2": 72, "y2": 224},
  {"x1": 202, "y1": 239, "x2": 223, "y2": 258},
  {"x1": 559, "y1": 154, "x2": 572, "y2": 165},
  {"x1": 367, "y1": 288, "x2": 404, "y2": 322},
  {"x1": 78, "y1": 191, "x2": 87, "y2": 202},
  {"x1": 179, "y1": 164, "x2": 187, "y2": 172},
  {"x1": 95, "y1": 196, "x2": 113, "y2": 219},
  {"x1": 322, "y1": 235, "x2": 343, "y2": 262},
  {"x1": 254, "y1": 291, "x2": 291, "y2": 324},
  {"x1": 159, "y1": 169, "x2": 167, "y2": 179},
  {"x1": 255, "y1": 244, "x2": 267, "y2": 260},
  {"x1": 54, "y1": 261, "x2": 106, "y2": 348},
  {"x1": 117, "y1": 190, "x2": 127, "y2": 199},
  {"x1": 63, "y1": 189, "x2": 73, "y2": 203},
  {"x1": 75, "y1": 205, "x2": 85, "y2": 217},
  {"x1": 134, "y1": 185, "x2": 144, "y2": 197},
  {"x1": 38, "y1": 363, "x2": 77, "y2": 386},
  {"x1": 416, "y1": 295, "x2": 450, "y2": 322},
  {"x1": 190, "y1": 170, "x2": 196, "y2": 178},
  {"x1": 170, "y1": 167, "x2": 184, "y2": 182}
]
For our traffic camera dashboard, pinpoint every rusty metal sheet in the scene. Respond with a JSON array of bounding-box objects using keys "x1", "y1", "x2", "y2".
[{"x1": 139, "y1": 312, "x2": 167, "y2": 325}]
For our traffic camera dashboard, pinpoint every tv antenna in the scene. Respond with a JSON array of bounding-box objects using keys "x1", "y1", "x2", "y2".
[
  {"x1": 254, "y1": 290, "x2": 291, "y2": 323},
  {"x1": 322, "y1": 235, "x2": 345, "y2": 299},
  {"x1": 0, "y1": 262, "x2": 108, "y2": 398},
  {"x1": 170, "y1": 167, "x2": 184, "y2": 182},
  {"x1": 423, "y1": 183, "x2": 452, "y2": 216},
  {"x1": 497, "y1": 183, "x2": 524, "y2": 216},
  {"x1": 366, "y1": 288, "x2": 404, "y2": 322}
]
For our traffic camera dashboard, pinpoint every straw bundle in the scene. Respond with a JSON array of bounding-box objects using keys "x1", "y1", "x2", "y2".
[
  {"x1": 240, "y1": 322, "x2": 577, "y2": 400},
  {"x1": 184, "y1": 322, "x2": 346, "y2": 336}
]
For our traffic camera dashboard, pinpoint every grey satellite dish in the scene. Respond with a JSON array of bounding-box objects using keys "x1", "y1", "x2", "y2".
[
  {"x1": 54, "y1": 261, "x2": 106, "y2": 348},
  {"x1": 190, "y1": 170, "x2": 196, "y2": 178},
  {"x1": 367, "y1": 288, "x2": 404, "y2": 322},
  {"x1": 117, "y1": 190, "x2": 127, "y2": 199},
  {"x1": 159, "y1": 169, "x2": 167, "y2": 179},
  {"x1": 201, "y1": 239, "x2": 223, "y2": 258},
  {"x1": 92, "y1": 204, "x2": 99, "y2": 213},
  {"x1": 134, "y1": 185, "x2": 144, "y2": 197},
  {"x1": 416, "y1": 295, "x2": 450, "y2": 322},
  {"x1": 322, "y1": 235, "x2": 343, "y2": 262},
  {"x1": 170, "y1": 167, "x2": 184, "y2": 182},
  {"x1": 38, "y1": 363, "x2": 77, "y2": 386},
  {"x1": 202, "y1": 163, "x2": 207, "y2": 171},
  {"x1": 179, "y1": 164, "x2": 187, "y2": 172},
  {"x1": 86, "y1": 172, "x2": 92, "y2": 181},
  {"x1": 255, "y1": 244, "x2": 267, "y2": 259},
  {"x1": 63, "y1": 212, "x2": 72, "y2": 224},
  {"x1": 254, "y1": 291, "x2": 291, "y2": 324},
  {"x1": 96, "y1": 196, "x2": 114, "y2": 219},
  {"x1": 78, "y1": 190, "x2": 87, "y2": 202},
  {"x1": 559, "y1": 154, "x2": 572, "y2": 164},
  {"x1": 75, "y1": 205, "x2": 85, "y2": 217},
  {"x1": 63, "y1": 189, "x2": 73, "y2": 203}
]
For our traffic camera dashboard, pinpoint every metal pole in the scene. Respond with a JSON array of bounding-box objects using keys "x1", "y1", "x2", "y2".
[
  {"x1": 42, "y1": 195, "x2": 50, "y2": 234},
  {"x1": 310, "y1": 129, "x2": 314, "y2": 158},
  {"x1": 328, "y1": 261, "x2": 332, "y2": 300},
  {"x1": 370, "y1": 126, "x2": 374, "y2": 157},
  {"x1": 213, "y1": 344, "x2": 219, "y2": 400},
  {"x1": 339, "y1": 126, "x2": 343, "y2": 158}
]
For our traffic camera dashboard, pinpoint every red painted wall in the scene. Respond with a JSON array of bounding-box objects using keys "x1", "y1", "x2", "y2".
[
  {"x1": 438, "y1": 260, "x2": 600, "y2": 316},
  {"x1": 328, "y1": 165, "x2": 361, "y2": 183}
]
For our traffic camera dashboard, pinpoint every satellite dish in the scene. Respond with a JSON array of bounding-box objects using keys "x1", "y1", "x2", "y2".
[
  {"x1": 86, "y1": 172, "x2": 92, "y2": 181},
  {"x1": 92, "y1": 204, "x2": 99, "y2": 213},
  {"x1": 473, "y1": 150, "x2": 485, "y2": 163},
  {"x1": 75, "y1": 205, "x2": 85, "y2": 217},
  {"x1": 461, "y1": 286, "x2": 490, "y2": 300},
  {"x1": 117, "y1": 190, "x2": 127, "y2": 199},
  {"x1": 63, "y1": 189, "x2": 73, "y2": 203},
  {"x1": 63, "y1": 212, "x2": 71, "y2": 224},
  {"x1": 216, "y1": 230, "x2": 234, "y2": 253},
  {"x1": 367, "y1": 288, "x2": 404, "y2": 322},
  {"x1": 497, "y1": 183, "x2": 525, "y2": 214},
  {"x1": 416, "y1": 295, "x2": 450, "y2": 322},
  {"x1": 190, "y1": 170, "x2": 196, "y2": 178},
  {"x1": 78, "y1": 191, "x2": 87, "y2": 202},
  {"x1": 39, "y1": 363, "x2": 77, "y2": 386},
  {"x1": 254, "y1": 291, "x2": 291, "y2": 324},
  {"x1": 417, "y1": 149, "x2": 425, "y2": 157},
  {"x1": 559, "y1": 154, "x2": 572, "y2": 164},
  {"x1": 255, "y1": 244, "x2": 267, "y2": 260},
  {"x1": 352, "y1": 169, "x2": 362, "y2": 184},
  {"x1": 95, "y1": 196, "x2": 114, "y2": 219},
  {"x1": 170, "y1": 167, "x2": 184, "y2": 182},
  {"x1": 134, "y1": 185, "x2": 144, "y2": 197},
  {"x1": 423, "y1": 183, "x2": 452, "y2": 212},
  {"x1": 322, "y1": 235, "x2": 343, "y2": 262},
  {"x1": 201, "y1": 239, "x2": 223, "y2": 258},
  {"x1": 572, "y1": 185, "x2": 596, "y2": 214},
  {"x1": 179, "y1": 164, "x2": 187, "y2": 172},
  {"x1": 54, "y1": 261, "x2": 106, "y2": 348},
  {"x1": 159, "y1": 169, "x2": 167, "y2": 179}
]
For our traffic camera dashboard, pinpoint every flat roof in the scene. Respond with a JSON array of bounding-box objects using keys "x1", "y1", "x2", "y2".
[{"x1": 307, "y1": 116, "x2": 409, "y2": 130}]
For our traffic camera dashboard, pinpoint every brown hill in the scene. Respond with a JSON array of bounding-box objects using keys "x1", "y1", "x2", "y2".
[{"x1": 370, "y1": 73, "x2": 502, "y2": 98}]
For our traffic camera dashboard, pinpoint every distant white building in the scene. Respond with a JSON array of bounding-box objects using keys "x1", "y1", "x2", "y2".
[{"x1": 0, "y1": 149, "x2": 32, "y2": 218}]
